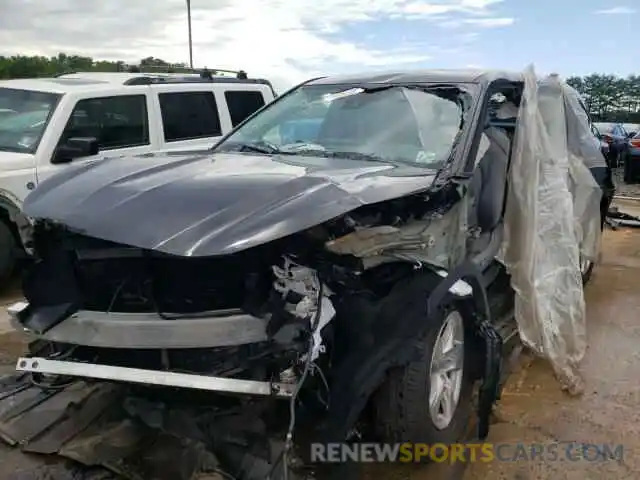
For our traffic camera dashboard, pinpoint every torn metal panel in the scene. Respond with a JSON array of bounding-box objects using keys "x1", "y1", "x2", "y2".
[{"x1": 324, "y1": 197, "x2": 469, "y2": 270}]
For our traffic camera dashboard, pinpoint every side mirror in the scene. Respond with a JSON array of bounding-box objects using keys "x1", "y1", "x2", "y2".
[{"x1": 52, "y1": 137, "x2": 99, "y2": 164}]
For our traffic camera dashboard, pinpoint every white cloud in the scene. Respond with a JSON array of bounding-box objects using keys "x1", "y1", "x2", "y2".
[
  {"x1": 440, "y1": 16, "x2": 514, "y2": 28},
  {"x1": 594, "y1": 6, "x2": 636, "y2": 15},
  {"x1": 0, "y1": 0, "x2": 512, "y2": 89},
  {"x1": 463, "y1": 17, "x2": 514, "y2": 26}
]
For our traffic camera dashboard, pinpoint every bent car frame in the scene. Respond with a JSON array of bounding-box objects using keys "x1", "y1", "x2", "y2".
[{"x1": 4, "y1": 68, "x2": 610, "y2": 478}]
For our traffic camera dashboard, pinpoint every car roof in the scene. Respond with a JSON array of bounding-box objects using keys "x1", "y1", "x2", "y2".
[
  {"x1": 0, "y1": 72, "x2": 272, "y2": 94},
  {"x1": 306, "y1": 69, "x2": 525, "y2": 86}
]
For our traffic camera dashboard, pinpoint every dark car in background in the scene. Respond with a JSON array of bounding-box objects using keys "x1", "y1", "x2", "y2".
[
  {"x1": 625, "y1": 131, "x2": 640, "y2": 183},
  {"x1": 594, "y1": 122, "x2": 629, "y2": 167}
]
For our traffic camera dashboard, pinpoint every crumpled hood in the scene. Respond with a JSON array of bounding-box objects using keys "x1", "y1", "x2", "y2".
[{"x1": 24, "y1": 151, "x2": 437, "y2": 256}]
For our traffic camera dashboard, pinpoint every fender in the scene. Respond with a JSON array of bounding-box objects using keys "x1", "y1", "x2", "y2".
[
  {"x1": 320, "y1": 260, "x2": 497, "y2": 442},
  {"x1": 0, "y1": 190, "x2": 33, "y2": 250}
]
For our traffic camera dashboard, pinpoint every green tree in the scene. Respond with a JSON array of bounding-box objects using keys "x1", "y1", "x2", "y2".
[
  {"x1": 567, "y1": 73, "x2": 640, "y2": 122},
  {"x1": 0, "y1": 53, "x2": 187, "y2": 79}
]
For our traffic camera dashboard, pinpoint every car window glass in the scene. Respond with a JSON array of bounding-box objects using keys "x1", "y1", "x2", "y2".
[
  {"x1": 218, "y1": 84, "x2": 468, "y2": 169},
  {"x1": 60, "y1": 95, "x2": 149, "y2": 151},
  {"x1": 263, "y1": 100, "x2": 329, "y2": 145},
  {"x1": 159, "y1": 91, "x2": 222, "y2": 142},
  {"x1": 225, "y1": 91, "x2": 266, "y2": 127}
]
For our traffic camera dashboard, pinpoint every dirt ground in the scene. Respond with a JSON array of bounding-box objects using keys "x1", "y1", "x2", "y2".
[{"x1": 0, "y1": 200, "x2": 639, "y2": 479}]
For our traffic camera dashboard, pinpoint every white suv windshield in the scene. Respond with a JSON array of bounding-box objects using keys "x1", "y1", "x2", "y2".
[
  {"x1": 0, "y1": 88, "x2": 61, "y2": 154},
  {"x1": 215, "y1": 83, "x2": 470, "y2": 168}
]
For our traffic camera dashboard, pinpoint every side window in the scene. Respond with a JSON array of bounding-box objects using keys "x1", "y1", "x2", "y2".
[
  {"x1": 60, "y1": 95, "x2": 149, "y2": 150},
  {"x1": 159, "y1": 91, "x2": 221, "y2": 142},
  {"x1": 224, "y1": 90, "x2": 266, "y2": 127}
]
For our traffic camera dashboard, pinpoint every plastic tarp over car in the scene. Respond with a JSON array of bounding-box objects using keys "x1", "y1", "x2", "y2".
[{"x1": 500, "y1": 66, "x2": 603, "y2": 394}]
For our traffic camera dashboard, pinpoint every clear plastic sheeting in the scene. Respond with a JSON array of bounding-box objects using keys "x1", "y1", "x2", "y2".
[{"x1": 500, "y1": 66, "x2": 603, "y2": 395}]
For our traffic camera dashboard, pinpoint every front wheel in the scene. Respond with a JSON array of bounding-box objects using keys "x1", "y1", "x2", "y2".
[{"x1": 372, "y1": 304, "x2": 475, "y2": 445}]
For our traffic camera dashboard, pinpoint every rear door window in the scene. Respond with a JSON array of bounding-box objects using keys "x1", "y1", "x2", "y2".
[
  {"x1": 224, "y1": 91, "x2": 266, "y2": 127},
  {"x1": 158, "y1": 91, "x2": 222, "y2": 142}
]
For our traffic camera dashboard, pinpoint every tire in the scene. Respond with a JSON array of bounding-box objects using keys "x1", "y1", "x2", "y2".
[
  {"x1": 372, "y1": 302, "x2": 475, "y2": 446},
  {"x1": 580, "y1": 256, "x2": 594, "y2": 285},
  {"x1": 0, "y1": 221, "x2": 16, "y2": 289}
]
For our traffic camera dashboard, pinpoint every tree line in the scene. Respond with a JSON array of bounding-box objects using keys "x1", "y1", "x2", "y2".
[
  {"x1": 0, "y1": 53, "x2": 192, "y2": 79},
  {"x1": 0, "y1": 53, "x2": 638, "y2": 122},
  {"x1": 566, "y1": 74, "x2": 640, "y2": 123}
]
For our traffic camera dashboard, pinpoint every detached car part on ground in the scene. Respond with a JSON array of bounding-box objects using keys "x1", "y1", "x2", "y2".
[{"x1": 1, "y1": 67, "x2": 609, "y2": 479}]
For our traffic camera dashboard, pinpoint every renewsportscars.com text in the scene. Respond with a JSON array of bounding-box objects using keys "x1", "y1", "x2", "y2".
[{"x1": 310, "y1": 442, "x2": 624, "y2": 464}]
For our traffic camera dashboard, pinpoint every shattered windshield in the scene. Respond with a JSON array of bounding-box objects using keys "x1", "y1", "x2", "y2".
[
  {"x1": 214, "y1": 83, "x2": 471, "y2": 168},
  {"x1": 0, "y1": 88, "x2": 61, "y2": 154}
]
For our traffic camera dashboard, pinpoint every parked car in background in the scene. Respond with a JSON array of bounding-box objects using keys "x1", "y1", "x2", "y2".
[
  {"x1": 625, "y1": 131, "x2": 640, "y2": 183},
  {"x1": 622, "y1": 123, "x2": 640, "y2": 138},
  {"x1": 593, "y1": 122, "x2": 629, "y2": 167},
  {"x1": 591, "y1": 123, "x2": 610, "y2": 158},
  {"x1": 0, "y1": 70, "x2": 277, "y2": 290}
]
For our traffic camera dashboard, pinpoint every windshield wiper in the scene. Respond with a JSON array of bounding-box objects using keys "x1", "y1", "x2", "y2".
[
  {"x1": 317, "y1": 150, "x2": 424, "y2": 167},
  {"x1": 229, "y1": 141, "x2": 283, "y2": 155}
]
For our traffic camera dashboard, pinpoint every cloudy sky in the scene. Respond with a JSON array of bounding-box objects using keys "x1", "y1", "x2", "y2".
[{"x1": 0, "y1": 0, "x2": 636, "y2": 91}]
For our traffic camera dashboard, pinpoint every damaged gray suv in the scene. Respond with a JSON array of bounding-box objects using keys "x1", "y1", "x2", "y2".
[{"x1": 5, "y1": 68, "x2": 609, "y2": 478}]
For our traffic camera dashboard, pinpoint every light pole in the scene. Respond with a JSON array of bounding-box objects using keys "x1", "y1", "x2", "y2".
[{"x1": 186, "y1": 0, "x2": 193, "y2": 69}]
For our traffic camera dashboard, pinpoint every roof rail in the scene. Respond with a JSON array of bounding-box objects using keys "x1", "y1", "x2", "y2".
[
  {"x1": 124, "y1": 64, "x2": 249, "y2": 79},
  {"x1": 122, "y1": 75, "x2": 272, "y2": 87}
]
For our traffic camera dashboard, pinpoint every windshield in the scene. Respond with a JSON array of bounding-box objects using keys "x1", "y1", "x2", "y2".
[
  {"x1": 0, "y1": 88, "x2": 61, "y2": 154},
  {"x1": 214, "y1": 83, "x2": 471, "y2": 169}
]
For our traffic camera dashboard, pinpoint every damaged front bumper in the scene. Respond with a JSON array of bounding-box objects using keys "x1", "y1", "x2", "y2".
[
  {"x1": 8, "y1": 301, "x2": 296, "y2": 398},
  {"x1": 7, "y1": 301, "x2": 269, "y2": 349},
  {"x1": 15, "y1": 356, "x2": 296, "y2": 397}
]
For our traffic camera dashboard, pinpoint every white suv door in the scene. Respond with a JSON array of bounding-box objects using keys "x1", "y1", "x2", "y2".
[{"x1": 36, "y1": 92, "x2": 155, "y2": 186}]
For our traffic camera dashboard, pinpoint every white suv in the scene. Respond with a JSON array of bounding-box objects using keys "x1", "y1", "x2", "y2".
[{"x1": 0, "y1": 70, "x2": 277, "y2": 287}]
